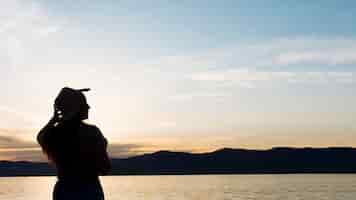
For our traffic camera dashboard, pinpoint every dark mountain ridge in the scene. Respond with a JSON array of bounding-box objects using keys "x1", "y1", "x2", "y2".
[{"x1": 1, "y1": 147, "x2": 356, "y2": 176}]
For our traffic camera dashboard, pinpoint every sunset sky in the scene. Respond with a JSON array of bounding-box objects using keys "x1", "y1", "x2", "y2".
[{"x1": 1, "y1": 0, "x2": 356, "y2": 161}]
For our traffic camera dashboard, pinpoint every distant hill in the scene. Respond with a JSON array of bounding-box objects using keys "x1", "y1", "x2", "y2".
[{"x1": 1, "y1": 147, "x2": 356, "y2": 176}]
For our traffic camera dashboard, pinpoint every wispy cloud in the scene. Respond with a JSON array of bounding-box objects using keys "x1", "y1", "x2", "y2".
[
  {"x1": 0, "y1": 106, "x2": 44, "y2": 130},
  {"x1": 267, "y1": 37, "x2": 356, "y2": 65},
  {"x1": 0, "y1": 135, "x2": 37, "y2": 149},
  {"x1": 0, "y1": 133, "x2": 150, "y2": 161},
  {"x1": 0, "y1": 0, "x2": 61, "y2": 69},
  {"x1": 129, "y1": 37, "x2": 356, "y2": 92},
  {"x1": 108, "y1": 143, "x2": 149, "y2": 158},
  {"x1": 144, "y1": 37, "x2": 356, "y2": 72},
  {"x1": 276, "y1": 49, "x2": 356, "y2": 65},
  {"x1": 169, "y1": 93, "x2": 228, "y2": 101},
  {"x1": 191, "y1": 69, "x2": 355, "y2": 88},
  {"x1": 144, "y1": 37, "x2": 356, "y2": 89}
]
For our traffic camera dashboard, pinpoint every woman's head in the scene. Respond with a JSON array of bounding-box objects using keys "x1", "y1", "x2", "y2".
[{"x1": 53, "y1": 87, "x2": 90, "y2": 126}]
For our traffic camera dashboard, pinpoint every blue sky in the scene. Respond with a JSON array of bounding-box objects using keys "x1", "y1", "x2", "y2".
[{"x1": 0, "y1": 0, "x2": 355, "y2": 160}]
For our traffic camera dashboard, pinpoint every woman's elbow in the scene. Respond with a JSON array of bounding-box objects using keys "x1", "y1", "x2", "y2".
[{"x1": 101, "y1": 158, "x2": 112, "y2": 175}]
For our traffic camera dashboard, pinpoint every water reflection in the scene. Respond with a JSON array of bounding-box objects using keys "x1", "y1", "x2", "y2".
[{"x1": 0, "y1": 175, "x2": 356, "y2": 200}]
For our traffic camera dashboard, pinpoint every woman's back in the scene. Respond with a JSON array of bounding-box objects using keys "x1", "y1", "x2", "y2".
[
  {"x1": 37, "y1": 87, "x2": 111, "y2": 200},
  {"x1": 53, "y1": 176, "x2": 104, "y2": 200},
  {"x1": 41, "y1": 122, "x2": 110, "y2": 181}
]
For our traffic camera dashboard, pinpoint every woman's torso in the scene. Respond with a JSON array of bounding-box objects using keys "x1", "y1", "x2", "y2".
[
  {"x1": 41, "y1": 122, "x2": 108, "y2": 200},
  {"x1": 46, "y1": 123, "x2": 101, "y2": 179},
  {"x1": 53, "y1": 177, "x2": 104, "y2": 200}
]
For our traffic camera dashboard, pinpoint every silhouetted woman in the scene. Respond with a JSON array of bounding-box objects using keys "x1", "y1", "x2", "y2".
[{"x1": 37, "y1": 87, "x2": 111, "y2": 200}]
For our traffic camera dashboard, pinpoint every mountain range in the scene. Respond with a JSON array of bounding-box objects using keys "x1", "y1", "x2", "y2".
[{"x1": 1, "y1": 147, "x2": 356, "y2": 176}]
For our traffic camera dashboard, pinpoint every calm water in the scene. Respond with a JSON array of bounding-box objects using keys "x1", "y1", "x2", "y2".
[{"x1": 0, "y1": 174, "x2": 356, "y2": 200}]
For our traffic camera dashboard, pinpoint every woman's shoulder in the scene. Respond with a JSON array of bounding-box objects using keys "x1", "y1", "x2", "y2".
[
  {"x1": 79, "y1": 122, "x2": 104, "y2": 138},
  {"x1": 79, "y1": 122, "x2": 107, "y2": 147},
  {"x1": 80, "y1": 121, "x2": 100, "y2": 131}
]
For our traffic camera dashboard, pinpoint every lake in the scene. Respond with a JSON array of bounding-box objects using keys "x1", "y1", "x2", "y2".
[{"x1": 0, "y1": 174, "x2": 355, "y2": 200}]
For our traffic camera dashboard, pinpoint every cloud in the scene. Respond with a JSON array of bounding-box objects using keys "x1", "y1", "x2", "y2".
[
  {"x1": 144, "y1": 37, "x2": 356, "y2": 72},
  {"x1": 191, "y1": 69, "x2": 294, "y2": 82},
  {"x1": 169, "y1": 93, "x2": 228, "y2": 102},
  {"x1": 0, "y1": 132, "x2": 148, "y2": 161},
  {"x1": 131, "y1": 37, "x2": 356, "y2": 93},
  {"x1": 268, "y1": 37, "x2": 356, "y2": 65},
  {"x1": 0, "y1": 149, "x2": 44, "y2": 161},
  {"x1": 0, "y1": 0, "x2": 61, "y2": 69},
  {"x1": 191, "y1": 69, "x2": 355, "y2": 88},
  {"x1": 108, "y1": 143, "x2": 148, "y2": 158},
  {"x1": 276, "y1": 49, "x2": 356, "y2": 65},
  {"x1": 0, "y1": 106, "x2": 44, "y2": 130},
  {"x1": 0, "y1": 135, "x2": 37, "y2": 149},
  {"x1": 0, "y1": 134, "x2": 42, "y2": 161}
]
